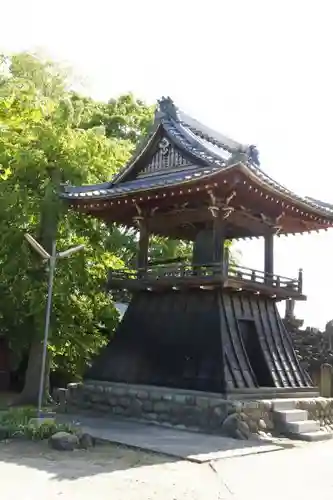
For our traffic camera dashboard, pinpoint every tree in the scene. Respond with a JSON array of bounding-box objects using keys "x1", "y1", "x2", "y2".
[
  {"x1": 0, "y1": 52, "x2": 148, "y2": 404},
  {"x1": 71, "y1": 92, "x2": 153, "y2": 142}
]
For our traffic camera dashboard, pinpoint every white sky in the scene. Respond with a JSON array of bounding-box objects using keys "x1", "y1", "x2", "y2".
[{"x1": 1, "y1": 0, "x2": 333, "y2": 328}]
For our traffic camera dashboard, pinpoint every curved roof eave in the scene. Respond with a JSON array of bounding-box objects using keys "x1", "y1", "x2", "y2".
[
  {"x1": 237, "y1": 163, "x2": 333, "y2": 219},
  {"x1": 62, "y1": 160, "x2": 333, "y2": 220}
]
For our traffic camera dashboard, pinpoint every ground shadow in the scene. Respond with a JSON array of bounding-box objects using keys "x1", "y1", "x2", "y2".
[
  {"x1": 0, "y1": 412, "x2": 285, "y2": 482},
  {"x1": 0, "y1": 439, "x2": 179, "y2": 481}
]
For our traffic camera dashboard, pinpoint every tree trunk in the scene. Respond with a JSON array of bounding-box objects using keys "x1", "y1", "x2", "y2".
[
  {"x1": 14, "y1": 337, "x2": 51, "y2": 406},
  {"x1": 15, "y1": 168, "x2": 60, "y2": 407}
]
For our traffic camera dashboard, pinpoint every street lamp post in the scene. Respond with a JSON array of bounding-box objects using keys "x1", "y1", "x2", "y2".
[{"x1": 25, "y1": 234, "x2": 84, "y2": 417}]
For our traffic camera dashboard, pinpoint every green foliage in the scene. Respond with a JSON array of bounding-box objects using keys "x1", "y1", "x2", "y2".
[
  {"x1": 0, "y1": 52, "x2": 151, "y2": 385},
  {"x1": 0, "y1": 407, "x2": 76, "y2": 440},
  {"x1": 71, "y1": 92, "x2": 154, "y2": 142}
]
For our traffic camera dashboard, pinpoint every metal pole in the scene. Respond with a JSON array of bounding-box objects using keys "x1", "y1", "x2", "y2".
[{"x1": 37, "y1": 241, "x2": 57, "y2": 417}]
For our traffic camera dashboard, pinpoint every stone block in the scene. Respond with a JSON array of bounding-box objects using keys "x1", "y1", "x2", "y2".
[
  {"x1": 258, "y1": 418, "x2": 267, "y2": 430},
  {"x1": 154, "y1": 401, "x2": 169, "y2": 413},
  {"x1": 161, "y1": 393, "x2": 173, "y2": 402},
  {"x1": 49, "y1": 432, "x2": 79, "y2": 451},
  {"x1": 145, "y1": 412, "x2": 158, "y2": 421},
  {"x1": 175, "y1": 424, "x2": 187, "y2": 431},
  {"x1": 128, "y1": 399, "x2": 143, "y2": 417},
  {"x1": 196, "y1": 397, "x2": 210, "y2": 409},
  {"x1": 79, "y1": 433, "x2": 95, "y2": 449},
  {"x1": 90, "y1": 393, "x2": 103, "y2": 403},
  {"x1": 209, "y1": 398, "x2": 224, "y2": 408},
  {"x1": 157, "y1": 413, "x2": 170, "y2": 422},
  {"x1": 83, "y1": 384, "x2": 94, "y2": 392},
  {"x1": 221, "y1": 413, "x2": 251, "y2": 440},
  {"x1": 80, "y1": 401, "x2": 93, "y2": 410},
  {"x1": 112, "y1": 387, "x2": 127, "y2": 397},
  {"x1": 94, "y1": 403, "x2": 109, "y2": 413},
  {"x1": 137, "y1": 390, "x2": 149, "y2": 400},
  {"x1": 113, "y1": 406, "x2": 126, "y2": 415},
  {"x1": 142, "y1": 401, "x2": 153, "y2": 412},
  {"x1": 104, "y1": 385, "x2": 114, "y2": 394},
  {"x1": 247, "y1": 419, "x2": 259, "y2": 433},
  {"x1": 185, "y1": 395, "x2": 196, "y2": 405},
  {"x1": 119, "y1": 397, "x2": 131, "y2": 408},
  {"x1": 213, "y1": 406, "x2": 226, "y2": 419},
  {"x1": 107, "y1": 396, "x2": 117, "y2": 406},
  {"x1": 127, "y1": 388, "x2": 139, "y2": 397},
  {"x1": 173, "y1": 394, "x2": 187, "y2": 404},
  {"x1": 150, "y1": 391, "x2": 163, "y2": 401}
]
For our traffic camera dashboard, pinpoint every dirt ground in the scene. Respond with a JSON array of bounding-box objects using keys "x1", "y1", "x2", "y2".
[
  {"x1": 0, "y1": 440, "x2": 227, "y2": 500},
  {"x1": 2, "y1": 437, "x2": 333, "y2": 499}
]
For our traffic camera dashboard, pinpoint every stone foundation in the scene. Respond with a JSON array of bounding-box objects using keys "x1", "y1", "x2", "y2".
[
  {"x1": 65, "y1": 381, "x2": 333, "y2": 437},
  {"x1": 66, "y1": 380, "x2": 274, "y2": 437}
]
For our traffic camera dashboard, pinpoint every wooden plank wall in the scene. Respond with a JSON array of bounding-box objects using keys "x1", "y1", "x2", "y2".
[
  {"x1": 86, "y1": 290, "x2": 224, "y2": 392},
  {"x1": 85, "y1": 289, "x2": 311, "y2": 392},
  {"x1": 219, "y1": 291, "x2": 311, "y2": 390}
]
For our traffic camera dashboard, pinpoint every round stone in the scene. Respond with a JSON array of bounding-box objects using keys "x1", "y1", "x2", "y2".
[
  {"x1": 258, "y1": 418, "x2": 267, "y2": 431},
  {"x1": 238, "y1": 420, "x2": 251, "y2": 439},
  {"x1": 247, "y1": 419, "x2": 259, "y2": 433},
  {"x1": 49, "y1": 432, "x2": 79, "y2": 451}
]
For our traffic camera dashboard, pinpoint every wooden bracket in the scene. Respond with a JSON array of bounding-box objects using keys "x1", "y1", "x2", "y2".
[
  {"x1": 208, "y1": 189, "x2": 236, "y2": 219},
  {"x1": 260, "y1": 211, "x2": 285, "y2": 234},
  {"x1": 133, "y1": 202, "x2": 144, "y2": 228}
]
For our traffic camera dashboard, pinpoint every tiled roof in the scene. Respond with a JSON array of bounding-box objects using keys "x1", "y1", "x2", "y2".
[
  {"x1": 62, "y1": 165, "x2": 221, "y2": 200},
  {"x1": 61, "y1": 96, "x2": 333, "y2": 217}
]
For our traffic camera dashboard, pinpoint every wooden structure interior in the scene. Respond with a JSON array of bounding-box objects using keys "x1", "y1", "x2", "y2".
[{"x1": 63, "y1": 97, "x2": 333, "y2": 397}]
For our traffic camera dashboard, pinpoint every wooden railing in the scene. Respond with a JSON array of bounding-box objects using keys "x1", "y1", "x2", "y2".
[
  {"x1": 228, "y1": 264, "x2": 301, "y2": 292},
  {"x1": 108, "y1": 262, "x2": 303, "y2": 293}
]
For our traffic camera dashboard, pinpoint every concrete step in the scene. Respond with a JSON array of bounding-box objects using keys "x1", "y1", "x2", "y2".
[
  {"x1": 287, "y1": 420, "x2": 320, "y2": 434},
  {"x1": 271, "y1": 399, "x2": 297, "y2": 411},
  {"x1": 283, "y1": 431, "x2": 333, "y2": 442},
  {"x1": 274, "y1": 409, "x2": 308, "y2": 423}
]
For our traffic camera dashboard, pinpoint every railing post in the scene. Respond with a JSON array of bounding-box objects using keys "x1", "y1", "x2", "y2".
[{"x1": 298, "y1": 268, "x2": 303, "y2": 293}]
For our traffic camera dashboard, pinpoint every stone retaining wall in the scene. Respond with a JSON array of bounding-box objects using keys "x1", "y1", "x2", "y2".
[
  {"x1": 64, "y1": 381, "x2": 333, "y2": 437},
  {"x1": 66, "y1": 380, "x2": 272, "y2": 438},
  {"x1": 296, "y1": 398, "x2": 333, "y2": 432}
]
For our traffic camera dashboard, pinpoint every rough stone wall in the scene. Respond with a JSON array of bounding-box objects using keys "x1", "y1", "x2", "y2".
[
  {"x1": 296, "y1": 398, "x2": 333, "y2": 432},
  {"x1": 66, "y1": 380, "x2": 271, "y2": 438},
  {"x1": 64, "y1": 381, "x2": 333, "y2": 437},
  {"x1": 283, "y1": 311, "x2": 333, "y2": 374}
]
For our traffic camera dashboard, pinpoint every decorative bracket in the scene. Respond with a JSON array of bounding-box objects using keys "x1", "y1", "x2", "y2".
[
  {"x1": 207, "y1": 189, "x2": 236, "y2": 219},
  {"x1": 133, "y1": 202, "x2": 144, "y2": 228},
  {"x1": 208, "y1": 190, "x2": 219, "y2": 218},
  {"x1": 260, "y1": 211, "x2": 285, "y2": 234}
]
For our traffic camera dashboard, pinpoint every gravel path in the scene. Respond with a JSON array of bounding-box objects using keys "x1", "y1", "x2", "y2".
[{"x1": 1, "y1": 438, "x2": 333, "y2": 499}]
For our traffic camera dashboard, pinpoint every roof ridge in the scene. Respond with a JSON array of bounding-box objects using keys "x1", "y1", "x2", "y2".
[{"x1": 157, "y1": 96, "x2": 260, "y2": 167}]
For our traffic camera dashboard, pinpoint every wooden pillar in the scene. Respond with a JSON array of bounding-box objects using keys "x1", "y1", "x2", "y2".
[
  {"x1": 213, "y1": 216, "x2": 225, "y2": 264},
  {"x1": 137, "y1": 219, "x2": 149, "y2": 276},
  {"x1": 264, "y1": 231, "x2": 274, "y2": 280}
]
